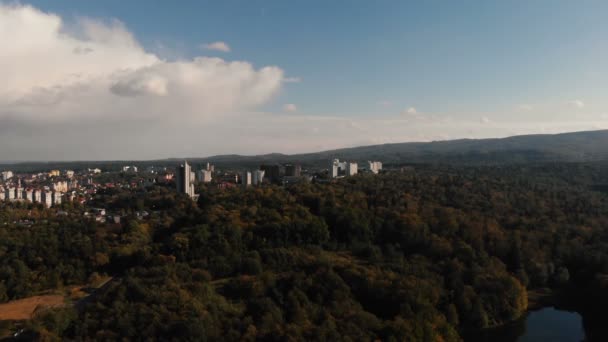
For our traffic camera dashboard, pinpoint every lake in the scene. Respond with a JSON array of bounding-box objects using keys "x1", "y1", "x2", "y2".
[{"x1": 468, "y1": 307, "x2": 586, "y2": 341}]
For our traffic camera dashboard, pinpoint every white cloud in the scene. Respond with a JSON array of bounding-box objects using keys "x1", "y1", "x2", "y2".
[
  {"x1": 283, "y1": 77, "x2": 302, "y2": 83},
  {"x1": 0, "y1": 3, "x2": 286, "y2": 159},
  {"x1": 567, "y1": 99, "x2": 585, "y2": 108},
  {"x1": 202, "y1": 41, "x2": 231, "y2": 52},
  {"x1": 283, "y1": 103, "x2": 297, "y2": 112},
  {"x1": 1, "y1": 3, "x2": 607, "y2": 161},
  {"x1": 0, "y1": 4, "x2": 283, "y2": 119},
  {"x1": 377, "y1": 100, "x2": 392, "y2": 107},
  {"x1": 480, "y1": 116, "x2": 490, "y2": 124}
]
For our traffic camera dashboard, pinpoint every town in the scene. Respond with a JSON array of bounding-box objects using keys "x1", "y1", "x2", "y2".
[{"x1": 0, "y1": 159, "x2": 383, "y2": 223}]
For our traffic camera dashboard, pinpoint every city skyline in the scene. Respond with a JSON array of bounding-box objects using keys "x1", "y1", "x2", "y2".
[{"x1": 2, "y1": 1, "x2": 608, "y2": 161}]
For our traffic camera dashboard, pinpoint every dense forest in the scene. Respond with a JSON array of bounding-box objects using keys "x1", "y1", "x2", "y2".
[{"x1": 2, "y1": 162, "x2": 608, "y2": 340}]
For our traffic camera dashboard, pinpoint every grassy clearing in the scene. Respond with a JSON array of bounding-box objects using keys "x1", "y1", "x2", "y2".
[{"x1": 0, "y1": 295, "x2": 65, "y2": 321}]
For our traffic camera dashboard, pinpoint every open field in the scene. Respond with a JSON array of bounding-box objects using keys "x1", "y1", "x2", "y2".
[{"x1": 0, "y1": 295, "x2": 65, "y2": 321}]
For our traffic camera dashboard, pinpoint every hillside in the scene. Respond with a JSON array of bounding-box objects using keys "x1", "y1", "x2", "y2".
[
  {"x1": 2, "y1": 130, "x2": 608, "y2": 171},
  {"x1": 201, "y1": 129, "x2": 608, "y2": 167}
]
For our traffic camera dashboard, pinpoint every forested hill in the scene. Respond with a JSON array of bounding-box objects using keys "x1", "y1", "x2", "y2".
[
  {"x1": 200, "y1": 129, "x2": 608, "y2": 166},
  {"x1": 2, "y1": 130, "x2": 608, "y2": 171}
]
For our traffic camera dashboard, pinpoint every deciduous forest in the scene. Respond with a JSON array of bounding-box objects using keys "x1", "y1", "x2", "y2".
[{"x1": 2, "y1": 163, "x2": 608, "y2": 341}]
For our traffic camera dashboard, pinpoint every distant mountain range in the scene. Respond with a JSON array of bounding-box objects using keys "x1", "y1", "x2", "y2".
[
  {"x1": 196, "y1": 129, "x2": 608, "y2": 167},
  {"x1": 3, "y1": 130, "x2": 608, "y2": 171}
]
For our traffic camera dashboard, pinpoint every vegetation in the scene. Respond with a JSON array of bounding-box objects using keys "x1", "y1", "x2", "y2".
[{"x1": 2, "y1": 162, "x2": 608, "y2": 340}]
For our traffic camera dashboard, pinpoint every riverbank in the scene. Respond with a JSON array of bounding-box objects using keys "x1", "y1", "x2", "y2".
[{"x1": 527, "y1": 288, "x2": 558, "y2": 311}]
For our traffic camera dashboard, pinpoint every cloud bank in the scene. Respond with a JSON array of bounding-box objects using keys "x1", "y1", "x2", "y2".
[
  {"x1": 1, "y1": 3, "x2": 607, "y2": 161},
  {"x1": 0, "y1": 4, "x2": 287, "y2": 159}
]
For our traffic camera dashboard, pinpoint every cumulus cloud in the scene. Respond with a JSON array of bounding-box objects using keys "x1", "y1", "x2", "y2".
[
  {"x1": 283, "y1": 103, "x2": 297, "y2": 112},
  {"x1": 0, "y1": 4, "x2": 283, "y2": 121},
  {"x1": 1, "y1": 3, "x2": 607, "y2": 161},
  {"x1": 202, "y1": 41, "x2": 231, "y2": 52},
  {"x1": 568, "y1": 99, "x2": 585, "y2": 108}
]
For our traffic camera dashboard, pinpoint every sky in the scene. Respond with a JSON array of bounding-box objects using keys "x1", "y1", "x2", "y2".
[{"x1": 1, "y1": 0, "x2": 608, "y2": 161}]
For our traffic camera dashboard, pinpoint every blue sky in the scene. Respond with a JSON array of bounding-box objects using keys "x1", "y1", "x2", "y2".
[
  {"x1": 26, "y1": 0, "x2": 608, "y2": 116},
  {"x1": 1, "y1": 1, "x2": 608, "y2": 159}
]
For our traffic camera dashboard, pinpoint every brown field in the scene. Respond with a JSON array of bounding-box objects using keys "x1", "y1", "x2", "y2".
[{"x1": 0, "y1": 295, "x2": 65, "y2": 320}]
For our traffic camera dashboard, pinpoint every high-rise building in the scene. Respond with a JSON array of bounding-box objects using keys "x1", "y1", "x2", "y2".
[
  {"x1": 197, "y1": 170, "x2": 213, "y2": 183},
  {"x1": 176, "y1": 161, "x2": 196, "y2": 198},
  {"x1": 346, "y1": 162, "x2": 358, "y2": 176},
  {"x1": 25, "y1": 189, "x2": 34, "y2": 202},
  {"x1": 33, "y1": 189, "x2": 41, "y2": 203},
  {"x1": 260, "y1": 164, "x2": 281, "y2": 183},
  {"x1": 368, "y1": 161, "x2": 383, "y2": 174},
  {"x1": 41, "y1": 190, "x2": 52, "y2": 208},
  {"x1": 330, "y1": 159, "x2": 357, "y2": 177},
  {"x1": 1, "y1": 171, "x2": 13, "y2": 181},
  {"x1": 252, "y1": 170, "x2": 265, "y2": 185},
  {"x1": 6, "y1": 187, "x2": 15, "y2": 200},
  {"x1": 52, "y1": 191, "x2": 62, "y2": 205},
  {"x1": 285, "y1": 164, "x2": 302, "y2": 177},
  {"x1": 330, "y1": 159, "x2": 340, "y2": 178},
  {"x1": 242, "y1": 171, "x2": 252, "y2": 187}
]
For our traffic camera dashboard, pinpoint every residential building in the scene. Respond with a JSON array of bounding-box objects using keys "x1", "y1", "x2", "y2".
[
  {"x1": 252, "y1": 170, "x2": 265, "y2": 185},
  {"x1": 1, "y1": 171, "x2": 13, "y2": 181},
  {"x1": 48, "y1": 170, "x2": 60, "y2": 177},
  {"x1": 52, "y1": 191, "x2": 62, "y2": 205},
  {"x1": 330, "y1": 159, "x2": 340, "y2": 178},
  {"x1": 41, "y1": 190, "x2": 53, "y2": 208},
  {"x1": 368, "y1": 161, "x2": 383, "y2": 174},
  {"x1": 330, "y1": 159, "x2": 357, "y2": 177},
  {"x1": 261, "y1": 164, "x2": 281, "y2": 183},
  {"x1": 33, "y1": 189, "x2": 41, "y2": 203},
  {"x1": 24, "y1": 189, "x2": 34, "y2": 202},
  {"x1": 176, "y1": 161, "x2": 196, "y2": 198},
  {"x1": 285, "y1": 164, "x2": 302, "y2": 177},
  {"x1": 346, "y1": 162, "x2": 358, "y2": 176},
  {"x1": 197, "y1": 170, "x2": 213, "y2": 183},
  {"x1": 53, "y1": 181, "x2": 68, "y2": 192},
  {"x1": 6, "y1": 187, "x2": 15, "y2": 200},
  {"x1": 65, "y1": 170, "x2": 75, "y2": 178},
  {"x1": 242, "y1": 171, "x2": 252, "y2": 187}
]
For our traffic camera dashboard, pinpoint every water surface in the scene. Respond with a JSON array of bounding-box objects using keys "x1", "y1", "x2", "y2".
[{"x1": 468, "y1": 307, "x2": 585, "y2": 342}]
